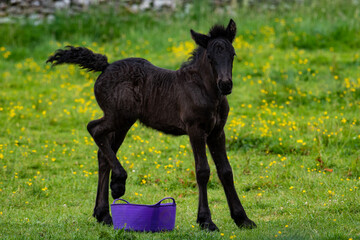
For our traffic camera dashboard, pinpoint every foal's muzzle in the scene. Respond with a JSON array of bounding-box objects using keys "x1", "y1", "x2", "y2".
[{"x1": 218, "y1": 79, "x2": 233, "y2": 95}]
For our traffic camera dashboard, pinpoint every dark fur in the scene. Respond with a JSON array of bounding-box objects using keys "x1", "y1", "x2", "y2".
[
  {"x1": 47, "y1": 19, "x2": 256, "y2": 231},
  {"x1": 47, "y1": 46, "x2": 109, "y2": 72}
]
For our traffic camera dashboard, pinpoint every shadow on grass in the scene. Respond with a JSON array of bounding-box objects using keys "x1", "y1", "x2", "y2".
[{"x1": 227, "y1": 136, "x2": 310, "y2": 156}]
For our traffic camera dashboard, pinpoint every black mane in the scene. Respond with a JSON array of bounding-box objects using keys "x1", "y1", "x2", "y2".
[
  {"x1": 208, "y1": 24, "x2": 228, "y2": 39},
  {"x1": 181, "y1": 24, "x2": 228, "y2": 69},
  {"x1": 180, "y1": 46, "x2": 205, "y2": 69}
]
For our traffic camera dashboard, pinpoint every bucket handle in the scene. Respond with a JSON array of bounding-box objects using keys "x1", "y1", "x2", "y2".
[
  {"x1": 112, "y1": 198, "x2": 130, "y2": 204},
  {"x1": 112, "y1": 197, "x2": 176, "y2": 205},
  {"x1": 155, "y1": 197, "x2": 176, "y2": 205}
]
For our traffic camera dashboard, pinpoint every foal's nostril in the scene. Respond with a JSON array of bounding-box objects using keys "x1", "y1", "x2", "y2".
[{"x1": 218, "y1": 80, "x2": 233, "y2": 95}]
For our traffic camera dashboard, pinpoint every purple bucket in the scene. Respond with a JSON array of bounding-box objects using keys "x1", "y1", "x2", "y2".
[{"x1": 111, "y1": 197, "x2": 176, "y2": 232}]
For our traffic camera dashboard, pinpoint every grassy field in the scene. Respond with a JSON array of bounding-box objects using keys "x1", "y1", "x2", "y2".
[{"x1": 0, "y1": 1, "x2": 359, "y2": 239}]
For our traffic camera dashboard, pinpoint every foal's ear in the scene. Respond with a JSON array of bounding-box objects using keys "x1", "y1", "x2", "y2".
[
  {"x1": 226, "y1": 19, "x2": 237, "y2": 43},
  {"x1": 190, "y1": 29, "x2": 210, "y2": 48}
]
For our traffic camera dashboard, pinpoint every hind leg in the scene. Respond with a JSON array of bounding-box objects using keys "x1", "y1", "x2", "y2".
[
  {"x1": 88, "y1": 118, "x2": 133, "y2": 222},
  {"x1": 93, "y1": 147, "x2": 112, "y2": 225},
  {"x1": 93, "y1": 130, "x2": 130, "y2": 224},
  {"x1": 109, "y1": 128, "x2": 132, "y2": 199},
  {"x1": 88, "y1": 118, "x2": 133, "y2": 198}
]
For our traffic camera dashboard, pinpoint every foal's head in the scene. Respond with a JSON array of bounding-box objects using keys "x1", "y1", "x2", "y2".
[{"x1": 191, "y1": 19, "x2": 237, "y2": 95}]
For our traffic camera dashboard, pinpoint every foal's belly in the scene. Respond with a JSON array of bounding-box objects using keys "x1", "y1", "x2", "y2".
[{"x1": 139, "y1": 116, "x2": 187, "y2": 136}]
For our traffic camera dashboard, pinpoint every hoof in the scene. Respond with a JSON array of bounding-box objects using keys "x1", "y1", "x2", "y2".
[
  {"x1": 235, "y1": 218, "x2": 257, "y2": 229},
  {"x1": 110, "y1": 172, "x2": 127, "y2": 199},
  {"x1": 198, "y1": 219, "x2": 219, "y2": 231},
  {"x1": 93, "y1": 208, "x2": 113, "y2": 226},
  {"x1": 110, "y1": 181, "x2": 126, "y2": 199},
  {"x1": 101, "y1": 214, "x2": 113, "y2": 226}
]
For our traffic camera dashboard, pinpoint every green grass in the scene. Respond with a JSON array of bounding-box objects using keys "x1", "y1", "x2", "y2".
[{"x1": 0, "y1": 1, "x2": 360, "y2": 239}]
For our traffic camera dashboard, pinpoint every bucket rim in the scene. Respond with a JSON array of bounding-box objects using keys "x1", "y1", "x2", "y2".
[{"x1": 111, "y1": 197, "x2": 176, "y2": 207}]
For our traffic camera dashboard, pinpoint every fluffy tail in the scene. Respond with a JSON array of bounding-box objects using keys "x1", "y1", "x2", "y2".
[{"x1": 46, "y1": 46, "x2": 109, "y2": 72}]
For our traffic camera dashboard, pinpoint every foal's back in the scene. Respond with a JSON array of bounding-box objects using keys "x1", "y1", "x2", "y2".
[{"x1": 95, "y1": 57, "x2": 186, "y2": 135}]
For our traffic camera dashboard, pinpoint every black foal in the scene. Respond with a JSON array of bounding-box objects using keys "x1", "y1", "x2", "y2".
[{"x1": 47, "y1": 19, "x2": 256, "y2": 231}]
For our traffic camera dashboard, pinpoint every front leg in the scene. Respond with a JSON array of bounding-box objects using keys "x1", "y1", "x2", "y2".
[
  {"x1": 188, "y1": 129, "x2": 219, "y2": 231},
  {"x1": 207, "y1": 130, "x2": 256, "y2": 229}
]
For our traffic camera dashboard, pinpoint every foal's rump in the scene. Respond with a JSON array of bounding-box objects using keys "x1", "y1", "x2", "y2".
[{"x1": 93, "y1": 58, "x2": 148, "y2": 115}]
